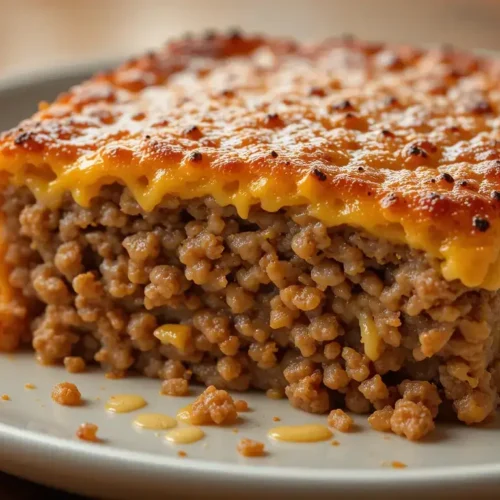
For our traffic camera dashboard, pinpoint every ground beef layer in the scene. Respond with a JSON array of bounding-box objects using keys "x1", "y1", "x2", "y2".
[{"x1": 2, "y1": 184, "x2": 500, "y2": 437}]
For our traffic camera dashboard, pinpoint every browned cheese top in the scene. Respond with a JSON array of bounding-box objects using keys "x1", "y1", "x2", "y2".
[{"x1": 2, "y1": 32, "x2": 500, "y2": 288}]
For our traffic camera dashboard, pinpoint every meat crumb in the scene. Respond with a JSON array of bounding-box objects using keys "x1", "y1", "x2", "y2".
[
  {"x1": 51, "y1": 382, "x2": 82, "y2": 406},
  {"x1": 368, "y1": 406, "x2": 394, "y2": 432},
  {"x1": 237, "y1": 438, "x2": 266, "y2": 457},
  {"x1": 328, "y1": 409, "x2": 354, "y2": 432},
  {"x1": 272, "y1": 416, "x2": 281, "y2": 422},
  {"x1": 76, "y1": 423, "x2": 100, "y2": 442},
  {"x1": 390, "y1": 400, "x2": 434, "y2": 441},
  {"x1": 178, "y1": 450, "x2": 187, "y2": 458},
  {"x1": 234, "y1": 399, "x2": 249, "y2": 412},
  {"x1": 331, "y1": 440, "x2": 340, "y2": 446},
  {"x1": 1, "y1": 394, "x2": 10, "y2": 401},
  {"x1": 64, "y1": 356, "x2": 86, "y2": 373},
  {"x1": 161, "y1": 378, "x2": 190, "y2": 396},
  {"x1": 24, "y1": 383, "x2": 36, "y2": 389},
  {"x1": 190, "y1": 385, "x2": 238, "y2": 425}
]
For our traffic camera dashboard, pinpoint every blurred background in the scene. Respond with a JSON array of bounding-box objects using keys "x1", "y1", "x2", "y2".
[{"x1": 1, "y1": 0, "x2": 500, "y2": 77}]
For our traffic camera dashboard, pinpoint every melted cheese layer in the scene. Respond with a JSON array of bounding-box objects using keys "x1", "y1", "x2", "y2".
[{"x1": 1, "y1": 152, "x2": 498, "y2": 290}]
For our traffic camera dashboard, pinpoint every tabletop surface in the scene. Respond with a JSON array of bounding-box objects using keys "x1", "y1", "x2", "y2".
[{"x1": 1, "y1": 472, "x2": 84, "y2": 499}]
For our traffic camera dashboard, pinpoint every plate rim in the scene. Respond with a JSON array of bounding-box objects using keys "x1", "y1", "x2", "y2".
[
  {"x1": 2, "y1": 419, "x2": 500, "y2": 487},
  {"x1": 1, "y1": 60, "x2": 500, "y2": 495}
]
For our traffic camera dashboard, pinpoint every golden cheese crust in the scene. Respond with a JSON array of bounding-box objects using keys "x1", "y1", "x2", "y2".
[{"x1": 2, "y1": 31, "x2": 500, "y2": 288}]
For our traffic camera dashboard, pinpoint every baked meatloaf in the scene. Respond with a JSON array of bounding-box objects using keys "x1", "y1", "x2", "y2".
[{"x1": 1, "y1": 31, "x2": 500, "y2": 439}]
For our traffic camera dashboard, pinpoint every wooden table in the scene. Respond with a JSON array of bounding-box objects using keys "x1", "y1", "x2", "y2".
[
  {"x1": 1, "y1": 472, "x2": 84, "y2": 499},
  {"x1": 1, "y1": 0, "x2": 500, "y2": 497}
]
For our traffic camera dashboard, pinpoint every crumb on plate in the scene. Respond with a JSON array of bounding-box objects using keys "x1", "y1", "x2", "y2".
[
  {"x1": 234, "y1": 399, "x2": 249, "y2": 412},
  {"x1": 328, "y1": 409, "x2": 354, "y2": 432},
  {"x1": 390, "y1": 400, "x2": 434, "y2": 441},
  {"x1": 190, "y1": 385, "x2": 238, "y2": 425},
  {"x1": 368, "y1": 405, "x2": 394, "y2": 432},
  {"x1": 24, "y1": 383, "x2": 36, "y2": 389},
  {"x1": 237, "y1": 438, "x2": 266, "y2": 457},
  {"x1": 392, "y1": 461, "x2": 407, "y2": 468},
  {"x1": 178, "y1": 450, "x2": 187, "y2": 458},
  {"x1": 1, "y1": 394, "x2": 10, "y2": 401},
  {"x1": 76, "y1": 423, "x2": 100, "y2": 442},
  {"x1": 51, "y1": 382, "x2": 82, "y2": 406}
]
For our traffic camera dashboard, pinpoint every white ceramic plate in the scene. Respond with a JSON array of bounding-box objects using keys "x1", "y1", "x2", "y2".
[{"x1": 0, "y1": 65, "x2": 500, "y2": 500}]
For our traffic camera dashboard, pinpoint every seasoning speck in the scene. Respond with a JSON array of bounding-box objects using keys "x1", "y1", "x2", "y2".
[
  {"x1": 385, "y1": 96, "x2": 399, "y2": 106},
  {"x1": 408, "y1": 145, "x2": 427, "y2": 157},
  {"x1": 440, "y1": 173, "x2": 454, "y2": 183},
  {"x1": 270, "y1": 150, "x2": 278, "y2": 158},
  {"x1": 332, "y1": 99, "x2": 353, "y2": 111},
  {"x1": 470, "y1": 100, "x2": 492, "y2": 114},
  {"x1": 184, "y1": 125, "x2": 202, "y2": 139},
  {"x1": 14, "y1": 132, "x2": 30, "y2": 145},
  {"x1": 312, "y1": 168, "x2": 327, "y2": 181},
  {"x1": 228, "y1": 28, "x2": 242, "y2": 41},
  {"x1": 473, "y1": 216, "x2": 490, "y2": 232},
  {"x1": 189, "y1": 151, "x2": 203, "y2": 162},
  {"x1": 309, "y1": 86, "x2": 326, "y2": 97}
]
